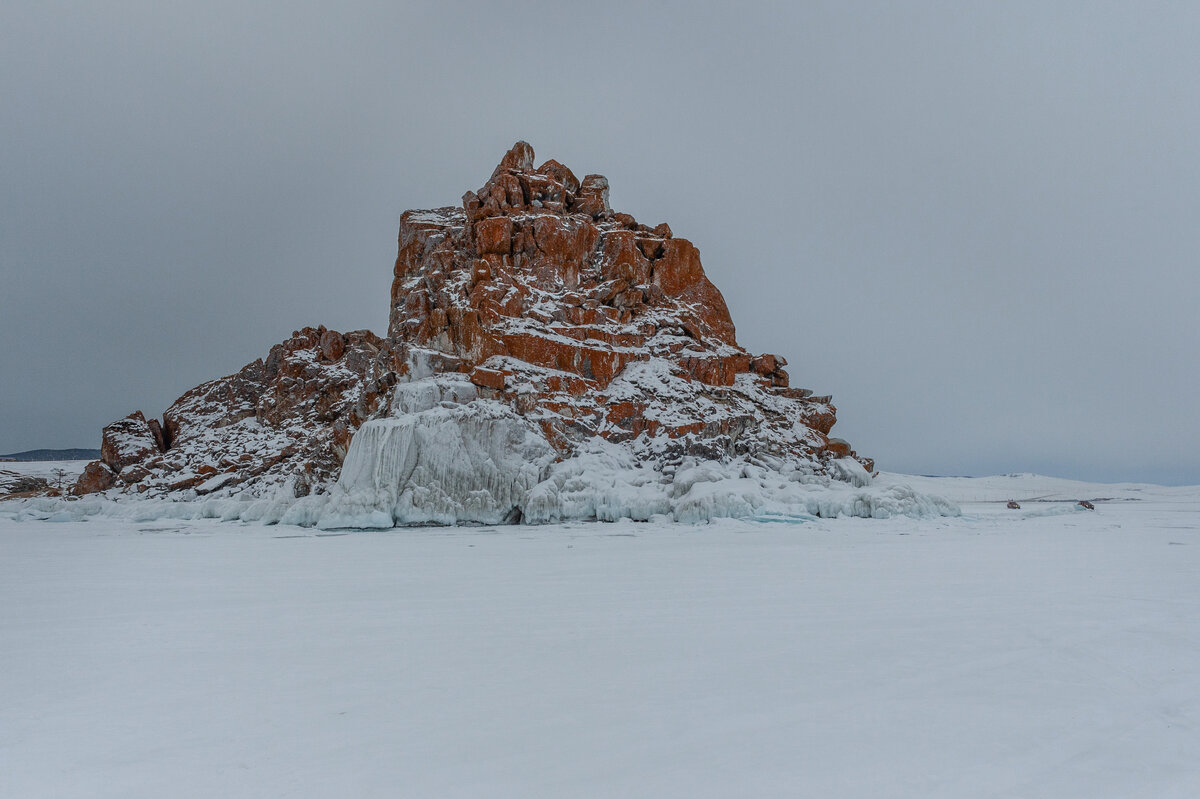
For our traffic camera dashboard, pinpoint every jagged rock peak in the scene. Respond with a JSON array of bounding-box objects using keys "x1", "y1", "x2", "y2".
[
  {"x1": 382, "y1": 142, "x2": 868, "y2": 468},
  {"x1": 490, "y1": 140, "x2": 535, "y2": 178},
  {"x1": 390, "y1": 142, "x2": 746, "y2": 384},
  {"x1": 470, "y1": 141, "x2": 612, "y2": 220},
  {"x1": 66, "y1": 141, "x2": 885, "y2": 525}
]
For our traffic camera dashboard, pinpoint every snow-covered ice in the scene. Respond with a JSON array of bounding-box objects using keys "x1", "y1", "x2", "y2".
[
  {"x1": 2, "y1": 473, "x2": 1198, "y2": 798},
  {"x1": 3, "y1": 450, "x2": 960, "y2": 527},
  {"x1": 0, "y1": 458, "x2": 89, "y2": 483},
  {"x1": 309, "y1": 400, "x2": 555, "y2": 527}
]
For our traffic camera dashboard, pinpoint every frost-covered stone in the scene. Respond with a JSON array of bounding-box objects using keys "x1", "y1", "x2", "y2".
[
  {"x1": 62, "y1": 142, "x2": 952, "y2": 525},
  {"x1": 0, "y1": 470, "x2": 51, "y2": 496},
  {"x1": 100, "y1": 412, "x2": 160, "y2": 471},
  {"x1": 73, "y1": 461, "x2": 117, "y2": 495},
  {"x1": 75, "y1": 326, "x2": 394, "y2": 498}
]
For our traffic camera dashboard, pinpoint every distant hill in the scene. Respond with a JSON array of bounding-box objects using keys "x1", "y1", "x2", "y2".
[{"x1": 0, "y1": 448, "x2": 101, "y2": 462}]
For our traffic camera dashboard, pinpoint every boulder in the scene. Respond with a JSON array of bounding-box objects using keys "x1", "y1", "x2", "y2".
[
  {"x1": 537, "y1": 159, "x2": 580, "y2": 193},
  {"x1": 75, "y1": 461, "x2": 117, "y2": 494},
  {"x1": 752, "y1": 354, "x2": 783, "y2": 376},
  {"x1": 574, "y1": 174, "x2": 611, "y2": 217},
  {"x1": 100, "y1": 411, "x2": 160, "y2": 471},
  {"x1": 320, "y1": 330, "x2": 345, "y2": 361},
  {"x1": 470, "y1": 366, "x2": 508, "y2": 391}
]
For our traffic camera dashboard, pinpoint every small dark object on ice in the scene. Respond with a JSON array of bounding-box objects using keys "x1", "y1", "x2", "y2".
[
  {"x1": 1078, "y1": 500, "x2": 1095, "y2": 510},
  {"x1": 1006, "y1": 500, "x2": 1021, "y2": 509}
]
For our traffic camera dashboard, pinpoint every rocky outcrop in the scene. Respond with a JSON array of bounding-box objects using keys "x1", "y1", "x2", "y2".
[
  {"x1": 76, "y1": 326, "x2": 395, "y2": 498},
  {"x1": 0, "y1": 470, "x2": 52, "y2": 497},
  {"x1": 385, "y1": 141, "x2": 871, "y2": 470},
  {"x1": 74, "y1": 461, "x2": 116, "y2": 494},
  {"x1": 100, "y1": 411, "x2": 161, "y2": 471},
  {"x1": 74, "y1": 142, "x2": 874, "y2": 517}
]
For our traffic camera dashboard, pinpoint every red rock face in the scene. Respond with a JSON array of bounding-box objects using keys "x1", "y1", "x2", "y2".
[
  {"x1": 389, "y1": 142, "x2": 744, "y2": 385},
  {"x1": 386, "y1": 142, "x2": 871, "y2": 469},
  {"x1": 76, "y1": 142, "x2": 871, "y2": 497},
  {"x1": 74, "y1": 461, "x2": 117, "y2": 495}
]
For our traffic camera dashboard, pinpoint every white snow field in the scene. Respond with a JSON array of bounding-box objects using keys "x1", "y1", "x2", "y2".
[
  {"x1": 2, "y1": 474, "x2": 1199, "y2": 798},
  {"x1": 0, "y1": 458, "x2": 89, "y2": 484},
  {"x1": 0, "y1": 459, "x2": 90, "y2": 479}
]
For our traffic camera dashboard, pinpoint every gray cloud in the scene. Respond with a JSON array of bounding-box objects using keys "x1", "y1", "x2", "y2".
[{"x1": 3, "y1": 1, "x2": 1198, "y2": 483}]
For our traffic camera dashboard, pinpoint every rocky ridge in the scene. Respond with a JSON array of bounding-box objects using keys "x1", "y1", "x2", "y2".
[
  {"x1": 64, "y1": 143, "x2": 913, "y2": 524},
  {"x1": 74, "y1": 326, "x2": 394, "y2": 499}
]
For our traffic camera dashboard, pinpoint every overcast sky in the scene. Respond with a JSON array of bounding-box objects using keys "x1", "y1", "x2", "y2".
[{"x1": 3, "y1": 1, "x2": 1198, "y2": 483}]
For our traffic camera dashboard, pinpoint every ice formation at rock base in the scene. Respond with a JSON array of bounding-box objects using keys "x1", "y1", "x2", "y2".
[
  {"x1": 36, "y1": 142, "x2": 960, "y2": 525},
  {"x1": 3, "y1": 456, "x2": 959, "y2": 527}
]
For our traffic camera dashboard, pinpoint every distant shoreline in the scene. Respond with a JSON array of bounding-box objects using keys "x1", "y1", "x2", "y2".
[{"x1": 0, "y1": 448, "x2": 100, "y2": 462}]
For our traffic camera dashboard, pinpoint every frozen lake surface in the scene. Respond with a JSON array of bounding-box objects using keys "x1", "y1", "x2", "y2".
[{"x1": 2, "y1": 474, "x2": 1198, "y2": 797}]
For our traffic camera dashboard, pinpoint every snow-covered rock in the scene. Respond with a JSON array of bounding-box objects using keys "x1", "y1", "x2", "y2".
[{"x1": 61, "y1": 142, "x2": 959, "y2": 525}]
